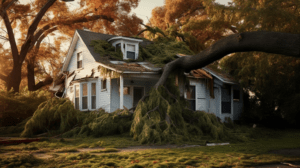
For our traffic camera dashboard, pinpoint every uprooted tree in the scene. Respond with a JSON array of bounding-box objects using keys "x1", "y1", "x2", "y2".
[{"x1": 129, "y1": 31, "x2": 300, "y2": 143}]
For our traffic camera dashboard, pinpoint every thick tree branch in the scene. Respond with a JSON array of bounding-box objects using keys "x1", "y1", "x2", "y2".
[
  {"x1": 29, "y1": 15, "x2": 114, "y2": 53},
  {"x1": 27, "y1": 27, "x2": 57, "y2": 91},
  {"x1": 1, "y1": 10, "x2": 19, "y2": 61},
  {"x1": 20, "y1": 0, "x2": 57, "y2": 64},
  {"x1": 154, "y1": 31, "x2": 300, "y2": 89},
  {"x1": 0, "y1": 73, "x2": 7, "y2": 82}
]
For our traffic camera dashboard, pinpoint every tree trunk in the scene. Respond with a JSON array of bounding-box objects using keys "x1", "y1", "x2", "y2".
[
  {"x1": 27, "y1": 61, "x2": 53, "y2": 91},
  {"x1": 154, "y1": 31, "x2": 300, "y2": 89},
  {"x1": 6, "y1": 63, "x2": 22, "y2": 92}
]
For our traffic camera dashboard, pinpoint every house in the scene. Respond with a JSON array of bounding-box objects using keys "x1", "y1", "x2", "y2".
[{"x1": 52, "y1": 29, "x2": 243, "y2": 122}]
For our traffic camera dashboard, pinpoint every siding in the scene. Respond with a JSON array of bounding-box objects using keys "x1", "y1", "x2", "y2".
[
  {"x1": 99, "y1": 78, "x2": 111, "y2": 112},
  {"x1": 67, "y1": 37, "x2": 100, "y2": 77}
]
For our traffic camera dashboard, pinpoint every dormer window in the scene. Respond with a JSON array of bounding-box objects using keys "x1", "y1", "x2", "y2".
[
  {"x1": 77, "y1": 52, "x2": 82, "y2": 69},
  {"x1": 127, "y1": 44, "x2": 135, "y2": 59},
  {"x1": 107, "y1": 36, "x2": 142, "y2": 61}
]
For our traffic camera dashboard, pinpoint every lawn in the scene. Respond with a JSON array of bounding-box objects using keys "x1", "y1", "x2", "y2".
[{"x1": 0, "y1": 127, "x2": 300, "y2": 168}]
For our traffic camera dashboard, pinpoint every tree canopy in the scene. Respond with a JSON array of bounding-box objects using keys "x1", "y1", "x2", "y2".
[{"x1": 0, "y1": 0, "x2": 143, "y2": 92}]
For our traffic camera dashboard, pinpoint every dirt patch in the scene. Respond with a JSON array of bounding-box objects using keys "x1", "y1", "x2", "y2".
[{"x1": 268, "y1": 148, "x2": 300, "y2": 156}]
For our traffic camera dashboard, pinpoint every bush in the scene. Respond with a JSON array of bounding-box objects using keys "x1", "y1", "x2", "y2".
[
  {"x1": 21, "y1": 98, "x2": 79, "y2": 137},
  {"x1": 0, "y1": 88, "x2": 50, "y2": 127},
  {"x1": 62, "y1": 109, "x2": 133, "y2": 138}
]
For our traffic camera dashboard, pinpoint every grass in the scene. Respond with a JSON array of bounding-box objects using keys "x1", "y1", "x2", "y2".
[
  {"x1": 89, "y1": 148, "x2": 120, "y2": 153},
  {"x1": 0, "y1": 128, "x2": 300, "y2": 167}
]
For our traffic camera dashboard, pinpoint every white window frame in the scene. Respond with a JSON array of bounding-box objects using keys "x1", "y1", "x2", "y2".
[
  {"x1": 81, "y1": 82, "x2": 88, "y2": 111},
  {"x1": 74, "y1": 84, "x2": 80, "y2": 110},
  {"x1": 77, "y1": 52, "x2": 83, "y2": 69}
]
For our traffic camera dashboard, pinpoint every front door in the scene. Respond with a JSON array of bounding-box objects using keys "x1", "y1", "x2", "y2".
[{"x1": 133, "y1": 87, "x2": 144, "y2": 107}]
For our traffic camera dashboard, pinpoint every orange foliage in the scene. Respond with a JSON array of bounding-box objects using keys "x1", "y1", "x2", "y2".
[{"x1": 0, "y1": 0, "x2": 142, "y2": 91}]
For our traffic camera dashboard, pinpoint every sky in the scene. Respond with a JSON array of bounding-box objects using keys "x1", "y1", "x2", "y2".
[{"x1": 132, "y1": 0, "x2": 232, "y2": 24}]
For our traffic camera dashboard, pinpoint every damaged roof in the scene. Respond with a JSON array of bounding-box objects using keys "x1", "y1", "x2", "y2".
[
  {"x1": 76, "y1": 30, "x2": 159, "y2": 73},
  {"x1": 176, "y1": 54, "x2": 238, "y2": 84}
]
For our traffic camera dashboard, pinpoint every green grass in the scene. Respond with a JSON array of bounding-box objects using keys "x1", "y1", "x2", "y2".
[
  {"x1": 0, "y1": 128, "x2": 300, "y2": 167},
  {"x1": 89, "y1": 148, "x2": 120, "y2": 153}
]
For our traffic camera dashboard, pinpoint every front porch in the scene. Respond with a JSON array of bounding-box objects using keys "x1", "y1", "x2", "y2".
[{"x1": 109, "y1": 73, "x2": 160, "y2": 112}]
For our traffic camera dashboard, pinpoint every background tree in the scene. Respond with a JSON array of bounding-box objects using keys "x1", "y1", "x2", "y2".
[
  {"x1": 216, "y1": 0, "x2": 300, "y2": 127},
  {"x1": 0, "y1": 0, "x2": 142, "y2": 92},
  {"x1": 147, "y1": 0, "x2": 237, "y2": 52}
]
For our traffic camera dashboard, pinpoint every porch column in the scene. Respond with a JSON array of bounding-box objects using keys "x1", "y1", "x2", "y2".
[{"x1": 120, "y1": 74, "x2": 124, "y2": 109}]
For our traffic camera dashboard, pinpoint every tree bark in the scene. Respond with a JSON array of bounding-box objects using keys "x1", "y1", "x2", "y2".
[{"x1": 154, "y1": 31, "x2": 300, "y2": 89}]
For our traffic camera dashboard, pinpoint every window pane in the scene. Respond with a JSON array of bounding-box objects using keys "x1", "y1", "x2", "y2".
[
  {"x1": 186, "y1": 86, "x2": 195, "y2": 99},
  {"x1": 82, "y1": 83, "x2": 87, "y2": 96},
  {"x1": 92, "y1": 83, "x2": 96, "y2": 96},
  {"x1": 75, "y1": 85, "x2": 79, "y2": 98},
  {"x1": 77, "y1": 61, "x2": 82, "y2": 68},
  {"x1": 82, "y1": 97, "x2": 87, "y2": 109},
  {"x1": 75, "y1": 98, "x2": 79, "y2": 110},
  {"x1": 92, "y1": 96, "x2": 96, "y2": 109},
  {"x1": 102, "y1": 79, "x2": 106, "y2": 89},
  {"x1": 127, "y1": 51, "x2": 135, "y2": 59}
]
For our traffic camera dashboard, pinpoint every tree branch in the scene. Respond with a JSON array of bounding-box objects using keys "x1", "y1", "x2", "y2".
[
  {"x1": 1, "y1": 10, "x2": 19, "y2": 62},
  {"x1": 27, "y1": 27, "x2": 57, "y2": 91},
  {"x1": 29, "y1": 15, "x2": 114, "y2": 53},
  {"x1": 20, "y1": 0, "x2": 57, "y2": 64},
  {"x1": 154, "y1": 31, "x2": 300, "y2": 89},
  {"x1": 0, "y1": 73, "x2": 7, "y2": 82}
]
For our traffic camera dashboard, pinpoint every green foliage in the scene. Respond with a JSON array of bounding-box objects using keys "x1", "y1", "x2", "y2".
[
  {"x1": 62, "y1": 109, "x2": 133, "y2": 138},
  {"x1": 0, "y1": 154, "x2": 41, "y2": 168},
  {"x1": 20, "y1": 98, "x2": 79, "y2": 137},
  {"x1": 139, "y1": 37, "x2": 194, "y2": 67},
  {"x1": 130, "y1": 75, "x2": 238, "y2": 144},
  {"x1": 90, "y1": 40, "x2": 123, "y2": 60},
  {"x1": 90, "y1": 37, "x2": 194, "y2": 68},
  {"x1": 0, "y1": 88, "x2": 51, "y2": 127}
]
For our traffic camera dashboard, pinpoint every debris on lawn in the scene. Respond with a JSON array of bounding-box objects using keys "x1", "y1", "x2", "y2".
[{"x1": 206, "y1": 142, "x2": 230, "y2": 146}]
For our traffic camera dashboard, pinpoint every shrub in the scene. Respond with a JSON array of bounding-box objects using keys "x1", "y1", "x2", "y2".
[
  {"x1": 0, "y1": 88, "x2": 51, "y2": 127},
  {"x1": 21, "y1": 98, "x2": 79, "y2": 137}
]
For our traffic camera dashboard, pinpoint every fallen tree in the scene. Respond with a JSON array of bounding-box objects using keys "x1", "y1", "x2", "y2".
[{"x1": 130, "y1": 31, "x2": 300, "y2": 144}]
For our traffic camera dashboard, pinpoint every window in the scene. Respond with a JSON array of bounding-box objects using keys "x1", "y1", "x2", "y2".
[
  {"x1": 75, "y1": 85, "x2": 79, "y2": 110},
  {"x1": 82, "y1": 83, "x2": 88, "y2": 109},
  {"x1": 69, "y1": 86, "x2": 73, "y2": 93},
  {"x1": 101, "y1": 79, "x2": 107, "y2": 90},
  {"x1": 186, "y1": 86, "x2": 196, "y2": 111},
  {"x1": 126, "y1": 44, "x2": 135, "y2": 59},
  {"x1": 77, "y1": 52, "x2": 82, "y2": 69},
  {"x1": 91, "y1": 83, "x2": 96, "y2": 109},
  {"x1": 233, "y1": 90, "x2": 240, "y2": 101}
]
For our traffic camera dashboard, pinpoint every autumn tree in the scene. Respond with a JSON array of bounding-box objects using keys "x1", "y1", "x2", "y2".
[
  {"x1": 212, "y1": 0, "x2": 300, "y2": 126},
  {"x1": 0, "y1": 0, "x2": 142, "y2": 92},
  {"x1": 146, "y1": 0, "x2": 236, "y2": 52}
]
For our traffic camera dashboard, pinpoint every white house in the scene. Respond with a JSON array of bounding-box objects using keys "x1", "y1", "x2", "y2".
[{"x1": 52, "y1": 29, "x2": 243, "y2": 122}]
